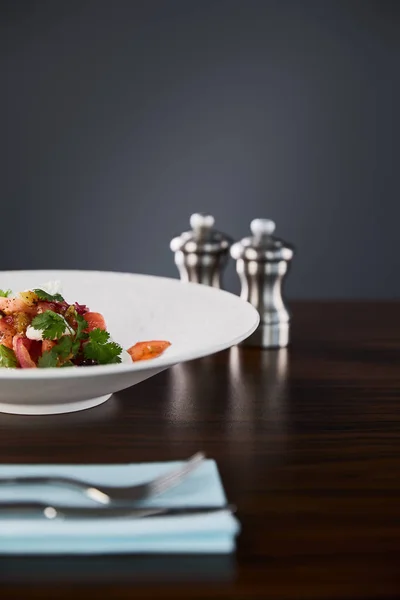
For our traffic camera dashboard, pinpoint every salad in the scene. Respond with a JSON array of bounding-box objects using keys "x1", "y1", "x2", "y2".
[{"x1": 0, "y1": 283, "x2": 170, "y2": 369}]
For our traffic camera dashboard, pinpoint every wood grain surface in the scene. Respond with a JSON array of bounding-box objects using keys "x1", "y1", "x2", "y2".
[{"x1": 0, "y1": 302, "x2": 399, "y2": 599}]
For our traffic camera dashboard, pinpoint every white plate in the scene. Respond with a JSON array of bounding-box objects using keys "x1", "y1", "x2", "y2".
[{"x1": 0, "y1": 270, "x2": 259, "y2": 415}]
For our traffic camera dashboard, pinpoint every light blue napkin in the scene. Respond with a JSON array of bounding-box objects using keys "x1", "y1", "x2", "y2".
[{"x1": 0, "y1": 460, "x2": 239, "y2": 554}]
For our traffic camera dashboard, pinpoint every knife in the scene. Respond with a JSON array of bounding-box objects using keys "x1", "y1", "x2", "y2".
[{"x1": 0, "y1": 502, "x2": 236, "y2": 520}]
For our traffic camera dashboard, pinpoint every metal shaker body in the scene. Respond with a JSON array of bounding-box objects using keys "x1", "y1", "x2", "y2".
[
  {"x1": 170, "y1": 213, "x2": 233, "y2": 289},
  {"x1": 231, "y1": 219, "x2": 294, "y2": 348}
]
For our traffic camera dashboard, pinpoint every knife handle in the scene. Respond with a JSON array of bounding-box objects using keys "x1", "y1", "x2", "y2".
[{"x1": 0, "y1": 502, "x2": 236, "y2": 520}]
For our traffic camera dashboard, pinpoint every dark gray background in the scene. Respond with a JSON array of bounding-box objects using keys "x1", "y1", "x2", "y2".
[{"x1": 1, "y1": 0, "x2": 399, "y2": 298}]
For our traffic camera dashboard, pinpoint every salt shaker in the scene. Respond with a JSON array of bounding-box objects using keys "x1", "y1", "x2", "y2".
[
  {"x1": 230, "y1": 218, "x2": 294, "y2": 348},
  {"x1": 170, "y1": 213, "x2": 233, "y2": 288}
]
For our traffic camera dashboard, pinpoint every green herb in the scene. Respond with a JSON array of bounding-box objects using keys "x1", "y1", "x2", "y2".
[
  {"x1": 0, "y1": 345, "x2": 18, "y2": 368},
  {"x1": 75, "y1": 313, "x2": 88, "y2": 340},
  {"x1": 71, "y1": 338, "x2": 81, "y2": 356},
  {"x1": 33, "y1": 289, "x2": 65, "y2": 303},
  {"x1": 36, "y1": 309, "x2": 84, "y2": 368},
  {"x1": 56, "y1": 335, "x2": 81, "y2": 361},
  {"x1": 37, "y1": 350, "x2": 59, "y2": 368},
  {"x1": 38, "y1": 336, "x2": 74, "y2": 368},
  {"x1": 0, "y1": 289, "x2": 12, "y2": 298},
  {"x1": 53, "y1": 335, "x2": 73, "y2": 359},
  {"x1": 35, "y1": 310, "x2": 122, "y2": 368},
  {"x1": 31, "y1": 310, "x2": 71, "y2": 340},
  {"x1": 84, "y1": 328, "x2": 122, "y2": 365},
  {"x1": 87, "y1": 328, "x2": 109, "y2": 345}
]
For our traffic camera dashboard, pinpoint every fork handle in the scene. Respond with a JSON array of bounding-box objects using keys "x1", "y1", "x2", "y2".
[{"x1": 0, "y1": 476, "x2": 87, "y2": 492}]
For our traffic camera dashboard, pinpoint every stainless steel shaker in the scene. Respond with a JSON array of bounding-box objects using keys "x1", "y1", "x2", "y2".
[
  {"x1": 170, "y1": 213, "x2": 233, "y2": 289},
  {"x1": 230, "y1": 218, "x2": 294, "y2": 348}
]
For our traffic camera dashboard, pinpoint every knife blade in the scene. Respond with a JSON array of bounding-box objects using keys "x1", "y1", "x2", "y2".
[{"x1": 0, "y1": 501, "x2": 236, "y2": 520}]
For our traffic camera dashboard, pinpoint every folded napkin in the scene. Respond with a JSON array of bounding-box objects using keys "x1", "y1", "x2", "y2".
[{"x1": 0, "y1": 459, "x2": 239, "y2": 555}]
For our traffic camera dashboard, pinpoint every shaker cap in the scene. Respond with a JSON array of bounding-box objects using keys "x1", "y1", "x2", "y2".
[
  {"x1": 230, "y1": 218, "x2": 294, "y2": 262},
  {"x1": 170, "y1": 213, "x2": 233, "y2": 255}
]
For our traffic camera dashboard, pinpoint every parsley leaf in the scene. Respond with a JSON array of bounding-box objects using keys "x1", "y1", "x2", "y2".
[
  {"x1": 36, "y1": 313, "x2": 85, "y2": 368},
  {"x1": 71, "y1": 338, "x2": 81, "y2": 356},
  {"x1": 0, "y1": 345, "x2": 18, "y2": 368},
  {"x1": 38, "y1": 350, "x2": 58, "y2": 368},
  {"x1": 53, "y1": 335, "x2": 73, "y2": 359},
  {"x1": 38, "y1": 336, "x2": 74, "y2": 368},
  {"x1": 83, "y1": 328, "x2": 122, "y2": 365},
  {"x1": 88, "y1": 328, "x2": 109, "y2": 344},
  {"x1": 75, "y1": 313, "x2": 88, "y2": 340},
  {"x1": 33, "y1": 289, "x2": 65, "y2": 303},
  {"x1": 33, "y1": 310, "x2": 121, "y2": 368},
  {"x1": 0, "y1": 289, "x2": 12, "y2": 298},
  {"x1": 31, "y1": 310, "x2": 71, "y2": 340}
]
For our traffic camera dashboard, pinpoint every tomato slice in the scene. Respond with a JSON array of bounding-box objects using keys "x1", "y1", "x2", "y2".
[
  {"x1": 127, "y1": 340, "x2": 171, "y2": 362},
  {"x1": 37, "y1": 301, "x2": 57, "y2": 314},
  {"x1": 0, "y1": 297, "x2": 37, "y2": 315},
  {"x1": 0, "y1": 319, "x2": 15, "y2": 349},
  {"x1": 84, "y1": 312, "x2": 107, "y2": 332},
  {"x1": 42, "y1": 340, "x2": 56, "y2": 354}
]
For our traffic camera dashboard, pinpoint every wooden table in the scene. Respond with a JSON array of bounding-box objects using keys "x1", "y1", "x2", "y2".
[{"x1": 1, "y1": 302, "x2": 399, "y2": 599}]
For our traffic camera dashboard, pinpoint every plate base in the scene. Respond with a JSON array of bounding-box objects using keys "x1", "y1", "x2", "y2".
[{"x1": 0, "y1": 394, "x2": 112, "y2": 416}]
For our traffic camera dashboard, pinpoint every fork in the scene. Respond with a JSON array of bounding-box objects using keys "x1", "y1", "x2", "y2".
[{"x1": 0, "y1": 452, "x2": 205, "y2": 505}]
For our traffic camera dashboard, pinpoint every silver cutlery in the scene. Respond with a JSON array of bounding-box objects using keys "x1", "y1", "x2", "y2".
[
  {"x1": 0, "y1": 501, "x2": 235, "y2": 520},
  {"x1": 0, "y1": 452, "x2": 205, "y2": 505}
]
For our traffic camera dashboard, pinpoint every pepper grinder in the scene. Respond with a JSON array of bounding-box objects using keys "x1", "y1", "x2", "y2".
[
  {"x1": 170, "y1": 213, "x2": 233, "y2": 288},
  {"x1": 230, "y1": 218, "x2": 294, "y2": 348}
]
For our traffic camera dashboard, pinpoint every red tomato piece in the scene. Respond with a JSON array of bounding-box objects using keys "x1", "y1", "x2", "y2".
[
  {"x1": 84, "y1": 312, "x2": 107, "y2": 332},
  {"x1": 37, "y1": 301, "x2": 57, "y2": 314},
  {"x1": 0, "y1": 297, "x2": 37, "y2": 315},
  {"x1": 127, "y1": 340, "x2": 171, "y2": 362},
  {"x1": 0, "y1": 319, "x2": 15, "y2": 349},
  {"x1": 42, "y1": 340, "x2": 56, "y2": 354}
]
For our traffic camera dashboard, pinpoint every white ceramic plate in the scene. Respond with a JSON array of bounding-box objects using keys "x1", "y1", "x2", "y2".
[{"x1": 0, "y1": 270, "x2": 259, "y2": 415}]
